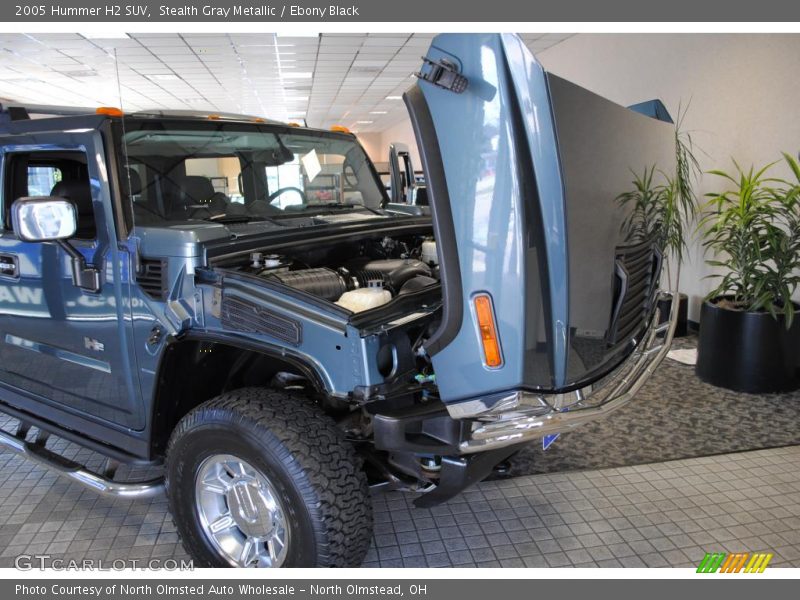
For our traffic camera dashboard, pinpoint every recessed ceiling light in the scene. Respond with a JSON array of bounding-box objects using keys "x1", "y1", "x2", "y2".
[
  {"x1": 385, "y1": 95, "x2": 402, "y2": 100},
  {"x1": 81, "y1": 32, "x2": 130, "y2": 40},
  {"x1": 61, "y1": 70, "x2": 99, "y2": 78}
]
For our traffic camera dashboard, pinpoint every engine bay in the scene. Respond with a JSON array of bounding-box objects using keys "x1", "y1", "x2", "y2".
[{"x1": 226, "y1": 233, "x2": 440, "y2": 313}]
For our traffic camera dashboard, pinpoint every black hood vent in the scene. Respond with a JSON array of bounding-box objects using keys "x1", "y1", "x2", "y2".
[{"x1": 136, "y1": 259, "x2": 167, "y2": 300}]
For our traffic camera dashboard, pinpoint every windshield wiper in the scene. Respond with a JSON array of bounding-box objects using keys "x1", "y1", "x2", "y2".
[
  {"x1": 300, "y1": 202, "x2": 383, "y2": 215},
  {"x1": 205, "y1": 214, "x2": 282, "y2": 225}
]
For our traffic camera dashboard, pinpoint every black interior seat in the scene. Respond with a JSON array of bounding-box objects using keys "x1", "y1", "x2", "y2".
[
  {"x1": 126, "y1": 168, "x2": 142, "y2": 197},
  {"x1": 127, "y1": 168, "x2": 166, "y2": 224},
  {"x1": 170, "y1": 175, "x2": 228, "y2": 219},
  {"x1": 177, "y1": 175, "x2": 215, "y2": 204},
  {"x1": 50, "y1": 179, "x2": 96, "y2": 239}
]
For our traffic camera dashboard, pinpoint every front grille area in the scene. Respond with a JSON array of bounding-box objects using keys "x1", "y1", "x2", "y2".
[
  {"x1": 221, "y1": 295, "x2": 303, "y2": 346},
  {"x1": 608, "y1": 240, "x2": 662, "y2": 346}
]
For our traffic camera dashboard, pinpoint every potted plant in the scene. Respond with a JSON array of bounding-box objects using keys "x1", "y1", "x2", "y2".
[
  {"x1": 616, "y1": 109, "x2": 701, "y2": 335},
  {"x1": 695, "y1": 154, "x2": 800, "y2": 393}
]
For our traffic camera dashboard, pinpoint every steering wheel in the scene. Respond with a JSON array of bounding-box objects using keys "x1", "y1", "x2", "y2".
[
  {"x1": 343, "y1": 164, "x2": 359, "y2": 188},
  {"x1": 268, "y1": 186, "x2": 307, "y2": 206}
]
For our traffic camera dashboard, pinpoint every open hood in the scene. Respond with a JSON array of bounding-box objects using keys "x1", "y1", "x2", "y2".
[{"x1": 405, "y1": 33, "x2": 676, "y2": 404}]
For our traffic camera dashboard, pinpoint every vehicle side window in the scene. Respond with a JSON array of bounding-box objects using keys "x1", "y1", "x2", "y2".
[{"x1": 4, "y1": 152, "x2": 97, "y2": 240}]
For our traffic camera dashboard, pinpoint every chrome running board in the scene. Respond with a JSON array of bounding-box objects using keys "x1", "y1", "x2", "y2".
[{"x1": 0, "y1": 428, "x2": 164, "y2": 499}]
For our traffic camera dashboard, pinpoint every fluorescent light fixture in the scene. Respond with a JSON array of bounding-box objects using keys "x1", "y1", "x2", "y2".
[
  {"x1": 277, "y1": 33, "x2": 319, "y2": 38},
  {"x1": 150, "y1": 74, "x2": 180, "y2": 81},
  {"x1": 61, "y1": 70, "x2": 99, "y2": 78},
  {"x1": 81, "y1": 32, "x2": 130, "y2": 39},
  {"x1": 356, "y1": 120, "x2": 373, "y2": 124},
  {"x1": 369, "y1": 111, "x2": 388, "y2": 114},
  {"x1": 385, "y1": 95, "x2": 402, "y2": 100},
  {"x1": 281, "y1": 72, "x2": 312, "y2": 79}
]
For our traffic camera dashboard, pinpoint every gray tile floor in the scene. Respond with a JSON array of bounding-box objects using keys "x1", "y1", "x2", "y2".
[{"x1": 1, "y1": 430, "x2": 799, "y2": 568}]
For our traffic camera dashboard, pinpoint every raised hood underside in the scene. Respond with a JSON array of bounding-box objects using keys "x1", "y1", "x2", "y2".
[{"x1": 406, "y1": 33, "x2": 676, "y2": 404}]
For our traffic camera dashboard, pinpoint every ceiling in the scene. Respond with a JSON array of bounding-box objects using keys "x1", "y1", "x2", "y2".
[{"x1": 0, "y1": 33, "x2": 574, "y2": 132}]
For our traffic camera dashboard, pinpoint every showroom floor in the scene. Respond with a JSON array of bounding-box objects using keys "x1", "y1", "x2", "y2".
[
  {"x1": 509, "y1": 337, "x2": 800, "y2": 476},
  {"x1": 1, "y1": 431, "x2": 799, "y2": 568}
]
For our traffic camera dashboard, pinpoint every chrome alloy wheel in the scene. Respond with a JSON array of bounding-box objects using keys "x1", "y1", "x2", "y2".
[{"x1": 194, "y1": 454, "x2": 290, "y2": 567}]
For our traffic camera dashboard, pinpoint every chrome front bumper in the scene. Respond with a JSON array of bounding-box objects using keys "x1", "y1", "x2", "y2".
[{"x1": 454, "y1": 292, "x2": 679, "y2": 454}]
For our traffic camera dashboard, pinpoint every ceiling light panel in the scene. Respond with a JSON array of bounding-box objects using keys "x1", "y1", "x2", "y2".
[{"x1": 0, "y1": 32, "x2": 575, "y2": 129}]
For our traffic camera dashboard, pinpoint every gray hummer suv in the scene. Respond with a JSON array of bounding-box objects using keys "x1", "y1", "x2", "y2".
[{"x1": 0, "y1": 34, "x2": 677, "y2": 567}]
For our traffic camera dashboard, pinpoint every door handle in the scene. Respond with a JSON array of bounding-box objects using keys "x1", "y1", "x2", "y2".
[{"x1": 0, "y1": 253, "x2": 19, "y2": 278}]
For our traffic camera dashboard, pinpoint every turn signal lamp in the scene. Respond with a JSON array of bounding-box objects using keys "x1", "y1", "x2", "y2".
[
  {"x1": 474, "y1": 294, "x2": 503, "y2": 368},
  {"x1": 330, "y1": 125, "x2": 351, "y2": 133},
  {"x1": 96, "y1": 107, "x2": 123, "y2": 117}
]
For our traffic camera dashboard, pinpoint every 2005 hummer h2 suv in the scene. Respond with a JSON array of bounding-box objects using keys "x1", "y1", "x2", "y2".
[{"x1": 0, "y1": 34, "x2": 677, "y2": 567}]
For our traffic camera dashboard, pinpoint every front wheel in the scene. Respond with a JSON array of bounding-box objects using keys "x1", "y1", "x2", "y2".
[{"x1": 165, "y1": 388, "x2": 373, "y2": 567}]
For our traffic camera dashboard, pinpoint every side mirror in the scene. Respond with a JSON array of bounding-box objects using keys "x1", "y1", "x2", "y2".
[
  {"x1": 11, "y1": 196, "x2": 100, "y2": 293},
  {"x1": 11, "y1": 196, "x2": 77, "y2": 242}
]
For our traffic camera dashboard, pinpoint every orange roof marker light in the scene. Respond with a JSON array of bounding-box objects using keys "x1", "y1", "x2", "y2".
[
  {"x1": 287, "y1": 122, "x2": 301, "y2": 127},
  {"x1": 207, "y1": 114, "x2": 222, "y2": 120},
  {"x1": 330, "y1": 125, "x2": 351, "y2": 134},
  {"x1": 473, "y1": 294, "x2": 503, "y2": 368},
  {"x1": 96, "y1": 107, "x2": 124, "y2": 117}
]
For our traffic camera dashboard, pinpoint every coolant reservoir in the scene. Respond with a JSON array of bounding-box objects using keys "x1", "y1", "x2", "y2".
[
  {"x1": 336, "y1": 287, "x2": 392, "y2": 313},
  {"x1": 421, "y1": 240, "x2": 438, "y2": 266}
]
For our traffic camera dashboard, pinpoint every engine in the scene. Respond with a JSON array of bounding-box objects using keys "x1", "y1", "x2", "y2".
[{"x1": 239, "y1": 235, "x2": 439, "y2": 312}]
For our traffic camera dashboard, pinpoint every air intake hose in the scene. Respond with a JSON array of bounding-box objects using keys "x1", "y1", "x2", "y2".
[{"x1": 264, "y1": 268, "x2": 348, "y2": 301}]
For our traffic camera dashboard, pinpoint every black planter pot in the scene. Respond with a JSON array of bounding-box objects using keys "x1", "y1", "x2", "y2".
[
  {"x1": 696, "y1": 298, "x2": 800, "y2": 393},
  {"x1": 657, "y1": 293, "x2": 689, "y2": 338}
]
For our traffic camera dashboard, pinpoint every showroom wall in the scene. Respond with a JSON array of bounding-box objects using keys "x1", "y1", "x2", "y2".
[
  {"x1": 357, "y1": 119, "x2": 421, "y2": 168},
  {"x1": 355, "y1": 132, "x2": 384, "y2": 164},
  {"x1": 537, "y1": 33, "x2": 800, "y2": 321}
]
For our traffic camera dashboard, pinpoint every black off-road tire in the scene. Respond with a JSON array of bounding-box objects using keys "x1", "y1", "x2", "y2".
[{"x1": 165, "y1": 387, "x2": 373, "y2": 567}]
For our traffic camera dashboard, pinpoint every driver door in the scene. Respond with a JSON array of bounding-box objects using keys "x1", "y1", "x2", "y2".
[{"x1": 0, "y1": 130, "x2": 144, "y2": 430}]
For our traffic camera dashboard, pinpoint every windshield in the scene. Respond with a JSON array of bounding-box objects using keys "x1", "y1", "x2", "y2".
[{"x1": 115, "y1": 119, "x2": 388, "y2": 226}]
